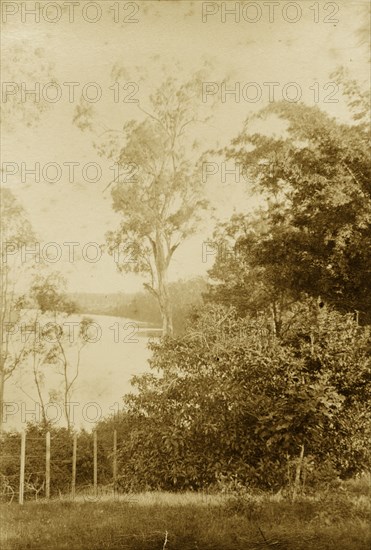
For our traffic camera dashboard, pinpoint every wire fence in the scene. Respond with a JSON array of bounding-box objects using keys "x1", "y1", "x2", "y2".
[{"x1": 0, "y1": 429, "x2": 123, "y2": 504}]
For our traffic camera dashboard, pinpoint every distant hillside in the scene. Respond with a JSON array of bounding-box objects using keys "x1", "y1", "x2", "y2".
[
  {"x1": 68, "y1": 292, "x2": 130, "y2": 317},
  {"x1": 68, "y1": 277, "x2": 207, "y2": 334}
]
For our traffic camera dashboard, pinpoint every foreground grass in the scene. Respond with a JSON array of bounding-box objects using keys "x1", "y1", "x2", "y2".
[{"x1": 1, "y1": 488, "x2": 370, "y2": 549}]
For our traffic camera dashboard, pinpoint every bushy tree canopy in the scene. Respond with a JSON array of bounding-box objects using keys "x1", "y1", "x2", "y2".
[
  {"x1": 100, "y1": 304, "x2": 370, "y2": 491},
  {"x1": 220, "y1": 100, "x2": 371, "y2": 323}
]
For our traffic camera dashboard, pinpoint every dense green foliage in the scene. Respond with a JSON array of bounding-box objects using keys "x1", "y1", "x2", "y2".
[
  {"x1": 217, "y1": 100, "x2": 371, "y2": 324},
  {"x1": 97, "y1": 98, "x2": 371, "y2": 492},
  {"x1": 2, "y1": 95, "x2": 370, "y2": 497},
  {"x1": 97, "y1": 304, "x2": 370, "y2": 491}
]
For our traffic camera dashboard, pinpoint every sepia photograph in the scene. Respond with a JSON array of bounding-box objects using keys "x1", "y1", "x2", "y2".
[{"x1": 0, "y1": 1, "x2": 370, "y2": 548}]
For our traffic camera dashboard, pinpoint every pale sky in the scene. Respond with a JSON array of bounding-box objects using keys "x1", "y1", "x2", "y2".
[{"x1": 1, "y1": 0, "x2": 369, "y2": 293}]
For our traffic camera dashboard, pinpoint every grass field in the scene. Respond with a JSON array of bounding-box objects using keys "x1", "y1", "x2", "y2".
[{"x1": 1, "y1": 483, "x2": 370, "y2": 549}]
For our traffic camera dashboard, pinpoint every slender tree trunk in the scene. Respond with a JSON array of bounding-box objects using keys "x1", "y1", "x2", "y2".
[
  {"x1": 271, "y1": 302, "x2": 282, "y2": 338},
  {"x1": 157, "y1": 270, "x2": 173, "y2": 336},
  {"x1": 0, "y1": 361, "x2": 5, "y2": 433},
  {"x1": 159, "y1": 291, "x2": 173, "y2": 336},
  {"x1": 156, "y1": 229, "x2": 173, "y2": 336},
  {"x1": 32, "y1": 359, "x2": 48, "y2": 429},
  {"x1": 292, "y1": 444, "x2": 305, "y2": 501},
  {"x1": 64, "y1": 370, "x2": 71, "y2": 432}
]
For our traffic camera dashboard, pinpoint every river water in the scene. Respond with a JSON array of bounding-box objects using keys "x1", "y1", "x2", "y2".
[{"x1": 4, "y1": 314, "x2": 162, "y2": 431}]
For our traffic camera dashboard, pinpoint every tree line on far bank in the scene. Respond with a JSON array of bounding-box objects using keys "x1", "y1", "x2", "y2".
[{"x1": 68, "y1": 277, "x2": 207, "y2": 334}]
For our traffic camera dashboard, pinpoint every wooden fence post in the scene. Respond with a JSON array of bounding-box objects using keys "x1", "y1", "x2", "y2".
[
  {"x1": 113, "y1": 429, "x2": 117, "y2": 496},
  {"x1": 93, "y1": 430, "x2": 97, "y2": 497},
  {"x1": 292, "y1": 444, "x2": 305, "y2": 502},
  {"x1": 45, "y1": 431, "x2": 50, "y2": 500},
  {"x1": 19, "y1": 430, "x2": 26, "y2": 505},
  {"x1": 71, "y1": 433, "x2": 77, "y2": 500}
]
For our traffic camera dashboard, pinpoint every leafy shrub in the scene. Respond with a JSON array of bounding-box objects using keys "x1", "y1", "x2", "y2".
[{"x1": 101, "y1": 304, "x2": 370, "y2": 491}]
